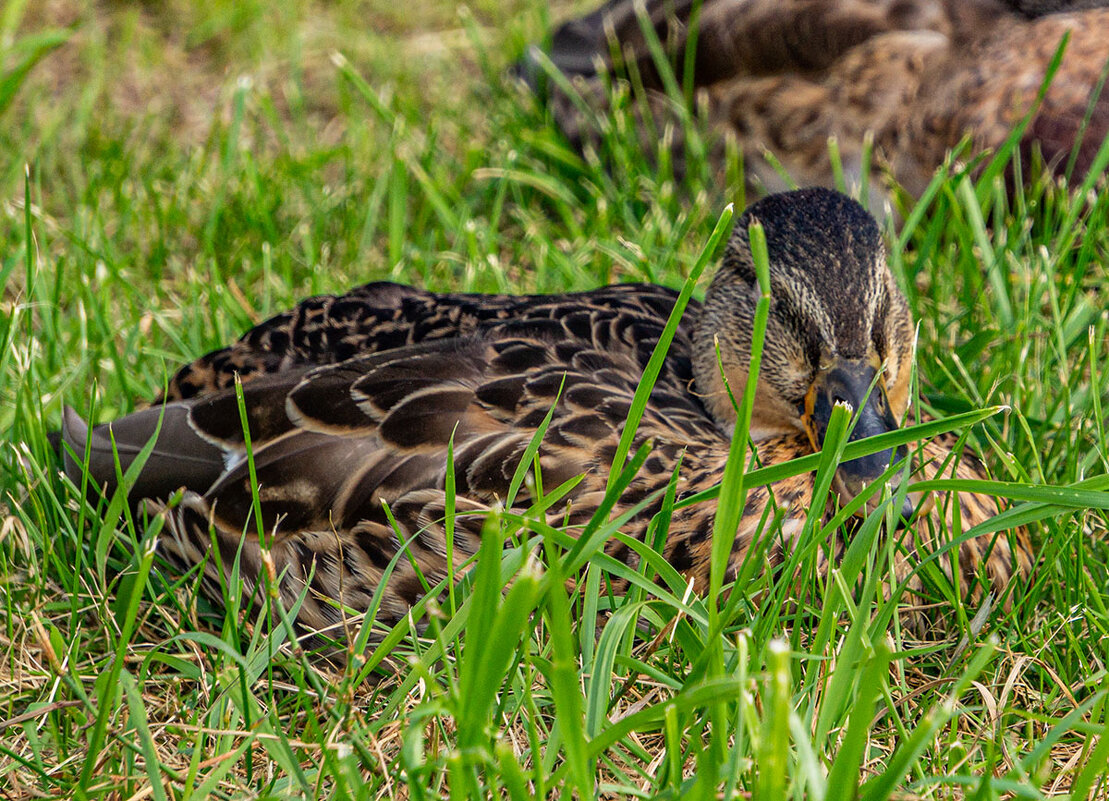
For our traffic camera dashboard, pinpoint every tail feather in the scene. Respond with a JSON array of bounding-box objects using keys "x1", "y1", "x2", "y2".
[{"x1": 61, "y1": 404, "x2": 226, "y2": 503}]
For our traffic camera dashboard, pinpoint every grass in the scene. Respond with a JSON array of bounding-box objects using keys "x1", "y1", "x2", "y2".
[{"x1": 1, "y1": 0, "x2": 1108, "y2": 798}]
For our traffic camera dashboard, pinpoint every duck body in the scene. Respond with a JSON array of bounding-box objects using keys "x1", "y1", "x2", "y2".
[
  {"x1": 532, "y1": 0, "x2": 1109, "y2": 197},
  {"x1": 64, "y1": 190, "x2": 1031, "y2": 644}
]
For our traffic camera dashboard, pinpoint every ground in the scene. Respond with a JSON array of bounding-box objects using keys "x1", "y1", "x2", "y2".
[{"x1": 1, "y1": 1, "x2": 1107, "y2": 798}]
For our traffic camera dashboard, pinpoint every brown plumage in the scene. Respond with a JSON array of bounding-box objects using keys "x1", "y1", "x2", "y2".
[
  {"x1": 62, "y1": 189, "x2": 1031, "y2": 647},
  {"x1": 528, "y1": 0, "x2": 1109, "y2": 197}
]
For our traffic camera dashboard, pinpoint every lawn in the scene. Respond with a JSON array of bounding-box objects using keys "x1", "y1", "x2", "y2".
[{"x1": 1, "y1": 0, "x2": 1108, "y2": 798}]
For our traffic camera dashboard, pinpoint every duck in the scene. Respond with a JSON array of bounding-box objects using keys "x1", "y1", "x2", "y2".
[
  {"x1": 61, "y1": 188, "x2": 1032, "y2": 647},
  {"x1": 525, "y1": 0, "x2": 1109, "y2": 198}
]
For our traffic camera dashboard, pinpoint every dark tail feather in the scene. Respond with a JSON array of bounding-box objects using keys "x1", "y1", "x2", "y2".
[{"x1": 61, "y1": 404, "x2": 226, "y2": 503}]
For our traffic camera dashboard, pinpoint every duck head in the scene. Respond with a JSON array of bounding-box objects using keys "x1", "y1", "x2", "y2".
[{"x1": 692, "y1": 187, "x2": 916, "y2": 510}]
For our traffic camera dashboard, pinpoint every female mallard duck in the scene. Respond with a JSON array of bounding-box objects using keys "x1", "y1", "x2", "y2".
[
  {"x1": 63, "y1": 189, "x2": 1031, "y2": 643},
  {"x1": 528, "y1": 0, "x2": 1109, "y2": 197}
]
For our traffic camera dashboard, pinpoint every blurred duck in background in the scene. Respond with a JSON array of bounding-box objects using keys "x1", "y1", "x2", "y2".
[{"x1": 522, "y1": 0, "x2": 1109, "y2": 200}]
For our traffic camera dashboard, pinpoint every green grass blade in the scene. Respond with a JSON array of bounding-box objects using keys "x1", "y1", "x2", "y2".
[{"x1": 606, "y1": 204, "x2": 734, "y2": 487}]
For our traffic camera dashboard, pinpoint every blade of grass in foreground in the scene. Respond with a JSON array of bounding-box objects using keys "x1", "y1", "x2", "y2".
[
  {"x1": 606, "y1": 203, "x2": 734, "y2": 487},
  {"x1": 455, "y1": 516, "x2": 542, "y2": 752},
  {"x1": 756, "y1": 640, "x2": 793, "y2": 801},
  {"x1": 825, "y1": 641, "x2": 892, "y2": 801},
  {"x1": 674, "y1": 406, "x2": 1007, "y2": 509},
  {"x1": 708, "y1": 218, "x2": 770, "y2": 602},
  {"x1": 119, "y1": 670, "x2": 170, "y2": 801},
  {"x1": 1068, "y1": 708, "x2": 1109, "y2": 799},
  {"x1": 542, "y1": 545, "x2": 594, "y2": 799},
  {"x1": 701, "y1": 218, "x2": 771, "y2": 766},
  {"x1": 77, "y1": 518, "x2": 161, "y2": 795}
]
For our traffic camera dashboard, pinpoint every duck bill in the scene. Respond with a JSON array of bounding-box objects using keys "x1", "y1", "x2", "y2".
[{"x1": 802, "y1": 358, "x2": 915, "y2": 518}]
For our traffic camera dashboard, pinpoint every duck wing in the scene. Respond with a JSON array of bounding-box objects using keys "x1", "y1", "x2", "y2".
[
  {"x1": 68, "y1": 302, "x2": 730, "y2": 636},
  {"x1": 160, "y1": 281, "x2": 694, "y2": 402}
]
